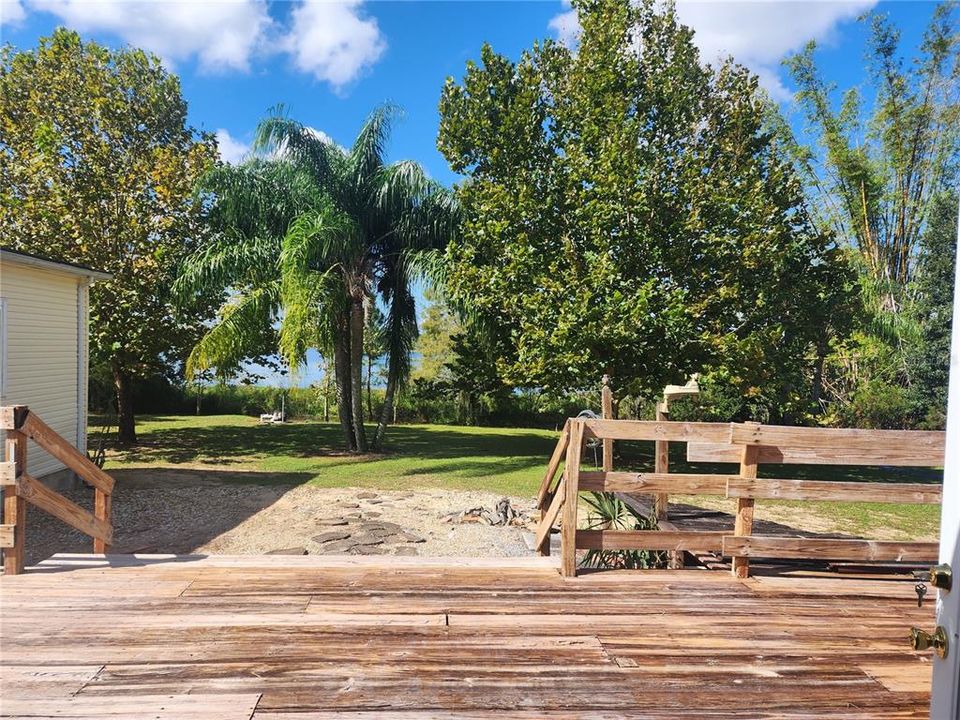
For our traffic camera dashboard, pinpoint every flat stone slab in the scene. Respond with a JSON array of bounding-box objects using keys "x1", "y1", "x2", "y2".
[
  {"x1": 398, "y1": 531, "x2": 426, "y2": 544},
  {"x1": 362, "y1": 521, "x2": 404, "y2": 533},
  {"x1": 392, "y1": 546, "x2": 419, "y2": 556},
  {"x1": 266, "y1": 547, "x2": 308, "y2": 556},
  {"x1": 351, "y1": 545, "x2": 389, "y2": 555},
  {"x1": 315, "y1": 518, "x2": 348, "y2": 527},
  {"x1": 357, "y1": 492, "x2": 379, "y2": 499},
  {"x1": 315, "y1": 539, "x2": 357, "y2": 554},
  {"x1": 312, "y1": 531, "x2": 351, "y2": 544}
]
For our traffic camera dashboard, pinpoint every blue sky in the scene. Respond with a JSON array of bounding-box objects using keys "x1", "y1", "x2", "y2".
[{"x1": 0, "y1": 0, "x2": 943, "y2": 385}]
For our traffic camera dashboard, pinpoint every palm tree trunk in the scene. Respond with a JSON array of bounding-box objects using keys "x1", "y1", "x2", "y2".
[
  {"x1": 333, "y1": 315, "x2": 356, "y2": 451},
  {"x1": 349, "y1": 296, "x2": 368, "y2": 452},
  {"x1": 366, "y1": 354, "x2": 373, "y2": 418},
  {"x1": 374, "y1": 346, "x2": 402, "y2": 450}
]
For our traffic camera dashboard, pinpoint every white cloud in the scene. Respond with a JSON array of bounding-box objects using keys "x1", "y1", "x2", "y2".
[
  {"x1": 215, "y1": 129, "x2": 250, "y2": 164},
  {"x1": 548, "y1": 2, "x2": 579, "y2": 47},
  {"x1": 16, "y1": 0, "x2": 387, "y2": 89},
  {"x1": 282, "y1": 0, "x2": 386, "y2": 89},
  {"x1": 548, "y1": 0, "x2": 876, "y2": 101},
  {"x1": 1, "y1": 0, "x2": 26, "y2": 26},
  {"x1": 28, "y1": 0, "x2": 273, "y2": 72}
]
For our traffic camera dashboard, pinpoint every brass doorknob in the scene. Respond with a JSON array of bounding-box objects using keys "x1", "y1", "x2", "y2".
[
  {"x1": 928, "y1": 563, "x2": 952, "y2": 591},
  {"x1": 910, "y1": 626, "x2": 949, "y2": 659}
]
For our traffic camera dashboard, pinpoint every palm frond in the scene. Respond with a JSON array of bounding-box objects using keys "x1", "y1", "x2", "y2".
[
  {"x1": 186, "y1": 283, "x2": 280, "y2": 377},
  {"x1": 349, "y1": 103, "x2": 400, "y2": 191},
  {"x1": 278, "y1": 206, "x2": 358, "y2": 368},
  {"x1": 254, "y1": 108, "x2": 347, "y2": 191}
]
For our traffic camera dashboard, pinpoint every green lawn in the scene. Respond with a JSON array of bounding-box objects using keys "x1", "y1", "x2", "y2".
[
  {"x1": 102, "y1": 414, "x2": 559, "y2": 496},
  {"x1": 99, "y1": 414, "x2": 942, "y2": 540}
]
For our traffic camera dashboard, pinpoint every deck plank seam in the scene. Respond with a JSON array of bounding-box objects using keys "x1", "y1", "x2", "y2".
[{"x1": 72, "y1": 663, "x2": 106, "y2": 698}]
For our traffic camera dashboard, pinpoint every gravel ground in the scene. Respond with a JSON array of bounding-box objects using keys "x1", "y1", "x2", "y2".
[{"x1": 19, "y1": 471, "x2": 538, "y2": 566}]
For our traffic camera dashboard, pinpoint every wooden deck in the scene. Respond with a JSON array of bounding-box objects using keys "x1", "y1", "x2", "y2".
[{"x1": 0, "y1": 554, "x2": 936, "y2": 719}]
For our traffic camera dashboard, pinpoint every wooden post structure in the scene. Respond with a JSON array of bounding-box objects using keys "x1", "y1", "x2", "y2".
[
  {"x1": 2, "y1": 406, "x2": 28, "y2": 575},
  {"x1": 561, "y1": 420, "x2": 584, "y2": 578},
  {"x1": 94, "y1": 489, "x2": 111, "y2": 554},
  {"x1": 601, "y1": 376, "x2": 614, "y2": 472},
  {"x1": 654, "y1": 401, "x2": 669, "y2": 521},
  {"x1": 732, "y1": 427, "x2": 760, "y2": 579}
]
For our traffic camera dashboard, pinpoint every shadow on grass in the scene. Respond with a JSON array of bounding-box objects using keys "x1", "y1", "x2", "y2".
[{"x1": 112, "y1": 418, "x2": 559, "y2": 468}]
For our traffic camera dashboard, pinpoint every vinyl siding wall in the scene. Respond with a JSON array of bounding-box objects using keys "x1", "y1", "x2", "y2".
[{"x1": 0, "y1": 261, "x2": 84, "y2": 477}]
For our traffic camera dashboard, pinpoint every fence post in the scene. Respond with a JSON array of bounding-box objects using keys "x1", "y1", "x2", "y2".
[
  {"x1": 654, "y1": 401, "x2": 669, "y2": 521},
  {"x1": 561, "y1": 420, "x2": 584, "y2": 578},
  {"x1": 601, "y1": 376, "x2": 613, "y2": 472},
  {"x1": 2, "y1": 406, "x2": 28, "y2": 575},
  {"x1": 93, "y1": 488, "x2": 111, "y2": 554},
  {"x1": 732, "y1": 430, "x2": 760, "y2": 579}
]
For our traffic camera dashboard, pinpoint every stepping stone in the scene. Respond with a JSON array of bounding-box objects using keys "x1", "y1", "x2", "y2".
[
  {"x1": 398, "y1": 531, "x2": 426, "y2": 544},
  {"x1": 266, "y1": 547, "x2": 308, "y2": 556},
  {"x1": 365, "y1": 499, "x2": 383, "y2": 505},
  {"x1": 340, "y1": 503, "x2": 360, "y2": 509},
  {"x1": 363, "y1": 511, "x2": 382, "y2": 518},
  {"x1": 315, "y1": 518, "x2": 348, "y2": 527},
  {"x1": 393, "y1": 546, "x2": 418, "y2": 556},
  {"x1": 352, "y1": 544, "x2": 388, "y2": 555},
  {"x1": 363, "y1": 521, "x2": 404, "y2": 534},
  {"x1": 345, "y1": 513, "x2": 362, "y2": 520},
  {"x1": 350, "y1": 534, "x2": 385, "y2": 547},
  {"x1": 357, "y1": 491, "x2": 379, "y2": 499},
  {"x1": 312, "y1": 531, "x2": 351, "y2": 544},
  {"x1": 316, "y1": 539, "x2": 356, "y2": 554}
]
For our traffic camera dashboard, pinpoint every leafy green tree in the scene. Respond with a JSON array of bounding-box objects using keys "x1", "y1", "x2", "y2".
[
  {"x1": 912, "y1": 192, "x2": 958, "y2": 428},
  {"x1": 0, "y1": 29, "x2": 218, "y2": 444},
  {"x1": 437, "y1": 0, "x2": 854, "y2": 416},
  {"x1": 412, "y1": 290, "x2": 460, "y2": 381},
  {"x1": 178, "y1": 106, "x2": 457, "y2": 451}
]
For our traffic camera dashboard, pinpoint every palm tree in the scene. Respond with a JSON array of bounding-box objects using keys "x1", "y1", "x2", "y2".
[{"x1": 176, "y1": 105, "x2": 457, "y2": 452}]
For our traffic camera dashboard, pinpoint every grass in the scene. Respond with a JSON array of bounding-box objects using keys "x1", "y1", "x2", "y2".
[
  {"x1": 98, "y1": 414, "x2": 942, "y2": 540},
  {"x1": 100, "y1": 414, "x2": 559, "y2": 496}
]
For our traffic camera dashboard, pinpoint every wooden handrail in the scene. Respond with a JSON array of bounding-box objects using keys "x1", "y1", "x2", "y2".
[
  {"x1": 533, "y1": 417, "x2": 945, "y2": 578},
  {"x1": 19, "y1": 412, "x2": 114, "y2": 494},
  {"x1": 1, "y1": 405, "x2": 114, "y2": 574}
]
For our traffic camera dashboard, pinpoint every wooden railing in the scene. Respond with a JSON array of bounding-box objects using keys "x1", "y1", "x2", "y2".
[
  {"x1": 1, "y1": 405, "x2": 114, "y2": 575},
  {"x1": 535, "y1": 418, "x2": 945, "y2": 578}
]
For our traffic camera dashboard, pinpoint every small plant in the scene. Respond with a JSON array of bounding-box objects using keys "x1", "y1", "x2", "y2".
[{"x1": 580, "y1": 492, "x2": 667, "y2": 570}]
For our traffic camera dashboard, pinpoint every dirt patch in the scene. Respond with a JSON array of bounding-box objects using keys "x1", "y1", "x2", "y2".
[
  {"x1": 196, "y1": 485, "x2": 535, "y2": 558},
  {"x1": 19, "y1": 469, "x2": 535, "y2": 565}
]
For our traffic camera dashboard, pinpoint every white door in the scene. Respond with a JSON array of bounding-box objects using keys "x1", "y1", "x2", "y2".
[{"x1": 930, "y1": 201, "x2": 960, "y2": 719}]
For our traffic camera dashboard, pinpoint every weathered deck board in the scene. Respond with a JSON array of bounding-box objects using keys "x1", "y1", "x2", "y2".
[{"x1": 0, "y1": 554, "x2": 934, "y2": 718}]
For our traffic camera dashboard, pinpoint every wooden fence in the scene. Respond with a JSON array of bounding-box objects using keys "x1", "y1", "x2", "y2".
[
  {"x1": 1, "y1": 405, "x2": 114, "y2": 575},
  {"x1": 535, "y1": 418, "x2": 945, "y2": 578}
]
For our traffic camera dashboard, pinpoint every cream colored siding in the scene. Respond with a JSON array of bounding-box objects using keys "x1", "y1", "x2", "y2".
[{"x1": 0, "y1": 262, "x2": 82, "y2": 477}]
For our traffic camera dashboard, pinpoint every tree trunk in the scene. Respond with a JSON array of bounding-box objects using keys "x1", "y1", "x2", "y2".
[
  {"x1": 333, "y1": 315, "x2": 356, "y2": 451},
  {"x1": 349, "y1": 297, "x2": 368, "y2": 452},
  {"x1": 374, "y1": 347, "x2": 401, "y2": 450},
  {"x1": 112, "y1": 360, "x2": 137, "y2": 446},
  {"x1": 811, "y1": 340, "x2": 828, "y2": 415},
  {"x1": 366, "y1": 355, "x2": 373, "y2": 419},
  {"x1": 322, "y1": 357, "x2": 332, "y2": 423}
]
